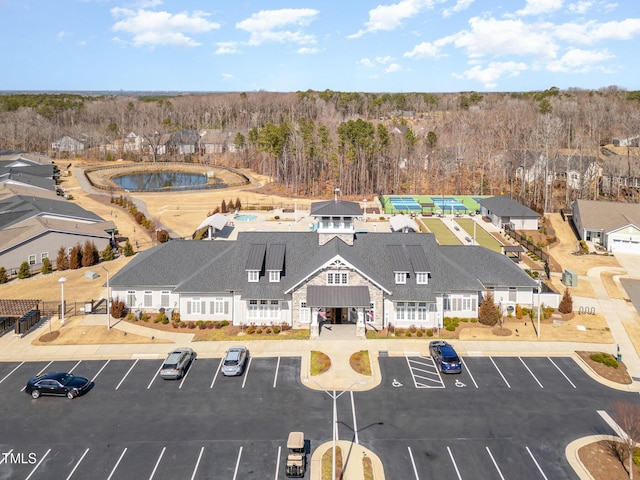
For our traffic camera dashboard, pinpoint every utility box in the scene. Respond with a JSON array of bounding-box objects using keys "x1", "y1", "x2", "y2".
[{"x1": 561, "y1": 269, "x2": 578, "y2": 287}]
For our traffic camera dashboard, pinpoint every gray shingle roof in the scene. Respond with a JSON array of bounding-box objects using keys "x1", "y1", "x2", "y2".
[
  {"x1": 111, "y1": 230, "x2": 538, "y2": 302},
  {"x1": 574, "y1": 199, "x2": 640, "y2": 233},
  {"x1": 310, "y1": 200, "x2": 362, "y2": 217},
  {"x1": 477, "y1": 195, "x2": 540, "y2": 218}
]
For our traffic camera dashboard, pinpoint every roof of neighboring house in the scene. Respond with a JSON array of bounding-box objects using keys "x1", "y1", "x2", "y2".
[
  {"x1": 0, "y1": 216, "x2": 116, "y2": 255},
  {"x1": 477, "y1": 195, "x2": 540, "y2": 219},
  {"x1": 199, "y1": 129, "x2": 228, "y2": 144},
  {"x1": 0, "y1": 151, "x2": 54, "y2": 166},
  {"x1": 0, "y1": 193, "x2": 106, "y2": 230},
  {"x1": 574, "y1": 199, "x2": 640, "y2": 233},
  {"x1": 166, "y1": 129, "x2": 199, "y2": 146},
  {"x1": 110, "y1": 229, "x2": 539, "y2": 301},
  {"x1": 310, "y1": 200, "x2": 362, "y2": 217}
]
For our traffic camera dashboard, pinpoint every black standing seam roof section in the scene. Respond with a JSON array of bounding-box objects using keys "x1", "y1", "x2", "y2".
[
  {"x1": 306, "y1": 285, "x2": 371, "y2": 307},
  {"x1": 405, "y1": 244, "x2": 430, "y2": 272},
  {"x1": 387, "y1": 245, "x2": 410, "y2": 272},
  {"x1": 265, "y1": 243, "x2": 285, "y2": 271},
  {"x1": 245, "y1": 244, "x2": 266, "y2": 271}
]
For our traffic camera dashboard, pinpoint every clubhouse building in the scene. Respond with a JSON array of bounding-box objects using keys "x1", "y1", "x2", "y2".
[{"x1": 109, "y1": 200, "x2": 541, "y2": 338}]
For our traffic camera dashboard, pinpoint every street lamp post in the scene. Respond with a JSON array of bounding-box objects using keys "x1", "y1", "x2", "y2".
[
  {"x1": 100, "y1": 265, "x2": 111, "y2": 330},
  {"x1": 537, "y1": 279, "x2": 542, "y2": 339},
  {"x1": 304, "y1": 379, "x2": 365, "y2": 480},
  {"x1": 58, "y1": 277, "x2": 67, "y2": 325}
]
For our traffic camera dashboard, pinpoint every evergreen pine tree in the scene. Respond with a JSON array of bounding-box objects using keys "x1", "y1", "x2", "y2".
[
  {"x1": 123, "y1": 239, "x2": 134, "y2": 257},
  {"x1": 18, "y1": 261, "x2": 31, "y2": 279},
  {"x1": 56, "y1": 246, "x2": 69, "y2": 271},
  {"x1": 41, "y1": 257, "x2": 52, "y2": 274},
  {"x1": 478, "y1": 291, "x2": 500, "y2": 326},
  {"x1": 558, "y1": 288, "x2": 573, "y2": 314}
]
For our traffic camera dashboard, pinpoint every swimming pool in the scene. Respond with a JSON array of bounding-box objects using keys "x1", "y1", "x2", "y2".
[{"x1": 235, "y1": 214, "x2": 257, "y2": 221}]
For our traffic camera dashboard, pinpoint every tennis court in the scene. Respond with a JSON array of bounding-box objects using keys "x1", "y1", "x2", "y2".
[
  {"x1": 386, "y1": 196, "x2": 423, "y2": 212},
  {"x1": 431, "y1": 196, "x2": 467, "y2": 212}
]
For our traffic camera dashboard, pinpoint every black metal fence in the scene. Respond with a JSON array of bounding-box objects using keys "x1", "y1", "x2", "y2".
[
  {"x1": 504, "y1": 228, "x2": 549, "y2": 263},
  {"x1": 40, "y1": 299, "x2": 106, "y2": 320}
]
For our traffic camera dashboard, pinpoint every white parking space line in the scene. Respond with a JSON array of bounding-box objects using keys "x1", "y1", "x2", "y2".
[
  {"x1": 147, "y1": 364, "x2": 162, "y2": 390},
  {"x1": 407, "y1": 447, "x2": 420, "y2": 480},
  {"x1": 446, "y1": 447, "x2": 463, "y2": 480},
  {"x1": 0, "y1": 361, "x2": 24, "y2": 384},
  {"x1": 274, "y1": 446, "x2": 281, "y2": 480},
  {"x1": 24, "y1": 448, "x2": 50, "y2": 480},
  {"x1": 526, "y1": 446, "x2": 549, "y2": 480},
  {"x1": 107, "y1": 448, "x2": 127, "y2": 480},
  {"x1": 241, "y1": 358, "x2": 252, "y2": 389},
  {"x1": 485, "y1": 447, "x2": 506, "y2": 480},
  {"x1": 232, "y1": 446, "x2": 243, "y2": 480},
  {"x1": 190, "y1": 446, "x2": 205, "y2": 480},
  {"x1": 273, "y1": 356, "x2": 280, "y2": 388},
  {"x1": 66, "y1": 447, "x2": 90, "y2": 480},
  {"x1": 91, "y1": 360, "x2": 110, "y2": 382},
  {"x1": 489, "y1": 357, "x2": 511, "y2": 388},
  {"x1": 460, "y1": 358, "x2": 478, "y2": 388},
  {"x1": 179, "y1": 361, "x2": 194, "y2": 389},
  {"x1": 68, "y1": 360, "x2": 82, "y2": 374},
  {"x1": 598, "y1": 410, "x2": 631, "y2": 441},
  {"x1": 148, "y1": 447, "x2": 166, "y2": 480},
  {"x1": 115, "y1": 359, "x2": 138, "y2": 390},
  {"x1": 350, "y1": 391, "x2": 359, "y2": 444},
  {"x1": 519, "y1": 357, "x2": 544, "y2": 388},
  {"x1": 21, "y1": 361, "x2": 53, "y2": 391},
  {"x1": 210, "y1": 359, "x2": 223, "y2": 388},
  {"x1": 548, "y1": 357, "x2": 577, "y2": 388}
]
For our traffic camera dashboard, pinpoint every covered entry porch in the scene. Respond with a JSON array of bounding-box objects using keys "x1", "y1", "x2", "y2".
[{"x1": 307, "y1": 285, "x2": 370, "y2": 339}]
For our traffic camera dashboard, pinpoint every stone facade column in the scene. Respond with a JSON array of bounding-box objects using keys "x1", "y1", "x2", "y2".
[{"x1": 310, "y1": 307, "x2": 319, "y2": 339}]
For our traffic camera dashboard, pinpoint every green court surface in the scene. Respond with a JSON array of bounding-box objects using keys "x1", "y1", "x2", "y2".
[
  {"x1": 419, "y1": 218, "x2": 462, "y2": 245},
  {"x1": 380, "y1": 195, "x2": 489, "y2": 214},
  {"x1": 455, "y1": 218, "x2": 503, "y2": 253}
]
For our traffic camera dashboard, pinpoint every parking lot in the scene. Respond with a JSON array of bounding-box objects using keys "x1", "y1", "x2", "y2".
[{"x1": 0, "y1": 355, "x2": 633, "y2": 479}]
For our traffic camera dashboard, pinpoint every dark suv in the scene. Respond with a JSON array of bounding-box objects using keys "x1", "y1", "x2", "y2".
[{"x1": 429, "y1": 340, "x2": 462, "y2": 374}]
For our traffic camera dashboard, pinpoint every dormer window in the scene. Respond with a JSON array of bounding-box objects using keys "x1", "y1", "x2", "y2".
[
  {"x1": 395, "y1": 272, "x2": 407, "y2": 284},
  {"x1": 248, "y1": 271, "x2": 259, "y2": 282},
  {"x1": 416, "y1": 272, "x2": 428, "y2": 285},
  {"x1": 269, "y1": 271, "x2": 280, "y2": 283}
]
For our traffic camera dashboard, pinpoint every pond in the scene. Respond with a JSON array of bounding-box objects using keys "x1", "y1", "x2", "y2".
[{"x1": 112, "y1": 171, "x2": 223, "y2": 192}]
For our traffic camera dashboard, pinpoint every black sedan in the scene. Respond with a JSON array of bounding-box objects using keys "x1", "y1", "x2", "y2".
[{"x1": 25, "y1": 372, "x2": 93, "y2": 399}]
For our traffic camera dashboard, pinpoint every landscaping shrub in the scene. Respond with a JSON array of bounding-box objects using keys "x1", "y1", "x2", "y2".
[
  {"x1": 188, "y1": 322, "x2": 196, "y2": 329},
  {"x1": 405, "y1": 331, "x2": 412, "y2": 337},
  {"x1": 110, "y1": 297, "x2": 127, "y2": 319},
  {"x1": 18, "y1": 261, "x2": 31, "y2": 279},
  {"x1": 409, "y1": 325, "x2": 417, "y2": 333},
  {"x1": 416, "y1": 330, "x2": 423, "y2": 337},
  {"x1": 256, "y1": 328, "x2": 263, "y2": 334},
  {"x1": 162, "y1": 317, "x2": 169, "y2": 325},
  {"x1": 140, "y1": 312, "x2": 149, "y2": 322},
  {"x1": 426, "y1": 329, "x2": 433, "y2": 337},
  {"x1": 206, "y1": 321, "x2": 214, "y2": 329},
  {"x1": 590, "y1": 352, "x2": 619, "y2": 368},
  {"x1": 515, "y1": 304, "x2": 523, "y2": 319},
  {"x1": 478, "y1": 292, "x2": 500, "y2": 326},
  {"x1": 558, "y1": 288, "x2": 573, "y2": 314},
  {"x1": 220, "y1": 320, "x2": 229, "y2": 327},
  {"x1": 273, "y1": 326, "x2": 281, "y2": 334},
  {"x1": 246, "y1": 325, "x2": 255, "y2": 334},
  {"x1": 266, "y1": 328, "x2": 272, "y2": 334},
  {"x1": 156, "y1": 313, "x2": 168, "y2": 324},
  {"x1": 0, "y1": 267, "x2": 7, "y2": 284},
  {"x1": 214, "y1": 321, "x2": 223, "y2": 329},
  {"x1": 41, "y1": 257, "x2": 52, "y2": 274}
]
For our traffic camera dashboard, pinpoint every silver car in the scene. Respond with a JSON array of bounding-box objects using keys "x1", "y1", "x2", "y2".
[
  {"x1": 221, "y1": 346, "x2": 249, "y2": 376},
  {"x1": 160, "y1": 347, "x2": 196, "y2": 380}
]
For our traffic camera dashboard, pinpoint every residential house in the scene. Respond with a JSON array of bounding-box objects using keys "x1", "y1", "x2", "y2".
[
  {"x1": 110, "y1": 199, "x2": 541, "y2": 338},
  {"x1": 165, "y1": 130, "x2": 199, "y2": 155},
  {"x1": 51, "y1": 135, "x2": 85, "y2": 153},
  {"x1": 199, "y1": 129, "x2": 227, "y2": 155},
  {"x1": 477, "y1": 195, "x2": 540, "y2": 230},
  {"x1": 0, "y1": 151, "x2": 56, "y2": 192},
  {"x1": 572, "y1": 199, "x2": 640, "y2": 254}
]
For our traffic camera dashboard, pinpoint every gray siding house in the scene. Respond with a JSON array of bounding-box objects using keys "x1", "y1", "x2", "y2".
[{"x1": 572, "y1": 199, "x2": 640, "y2": 254}]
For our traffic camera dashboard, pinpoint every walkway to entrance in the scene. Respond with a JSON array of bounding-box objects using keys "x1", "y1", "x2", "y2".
[{"x1": 318, "y1": 322, "x2": 357, "y2": 340}]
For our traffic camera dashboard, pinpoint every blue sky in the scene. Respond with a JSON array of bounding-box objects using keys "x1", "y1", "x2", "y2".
[{"x1": 1, "y1": 0, "x2": 639, "y2": 93}]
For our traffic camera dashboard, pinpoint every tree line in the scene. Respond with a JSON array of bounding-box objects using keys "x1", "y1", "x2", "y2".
[{"x1": 1, "y1": 87, "x2": 639, "y2": 211}]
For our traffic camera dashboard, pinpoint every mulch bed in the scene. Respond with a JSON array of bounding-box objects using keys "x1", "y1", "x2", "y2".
[
  {"x1": 579, "y1": 440, "x2": 640, "y2": 480},
  {"x1": 576, "y1": 351, "x2": 632, "y2": 384}
]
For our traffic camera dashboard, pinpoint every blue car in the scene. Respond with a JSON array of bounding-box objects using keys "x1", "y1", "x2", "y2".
[{"x1": 429, "y1": 340, "x2": 462, "y2": 374}]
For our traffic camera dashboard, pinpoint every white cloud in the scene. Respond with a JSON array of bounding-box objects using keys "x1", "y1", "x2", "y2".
[
  {"x1": 553, "y1": 18, "x2": 640, "y2": 44},
  {"x1": 455, "y1": 17, "x2": 559, "y2": 60},
  {"x1": 358, "y1": 58, "x2": 376, "y2": 68},
  {"x1": 236, "y1": 8, "x2": 318, "y2": 46},
  {"x1": 442, "y1": 0, "x2": 474, "y2": 18},
  {"x1": 546, "y1": 47, "x2": 614, "y2": 72},
  {"x1": 57, "y1": 31, "x2": 70, "y2": 41},
  {"x1": 297, "y1": 47, "x2": 320, "y2": 54},
  {"x1": 403, "y1": 35, "x2": 454, "y2": 58},
  {"x1": 375, "y1": 55, "x2": 393, "y2": 64},
  {"x1": 515, "y1": 0, "x2": 564, "y2": 16},
  {"x1": 215, "y1": 42, "x2": 241, "y2": 55},
  {"x1": 567, "y1": 1, "x2": 593, "y2": 14},
  {"x1": 222, "y1": 73, "x2": 234, "y2": 81},
  {"x1": 111, "y1": 7, "x2": 220, "y2": 47},
  {"x1": 385, "y1": 63, "x2": 403, "y2": 73},
  {"x1": 454, "y1": 61, "x2": 528, "y2": 88},
  {"x1": 349, "y1": 0, "x2": 434, "y2": 38}
]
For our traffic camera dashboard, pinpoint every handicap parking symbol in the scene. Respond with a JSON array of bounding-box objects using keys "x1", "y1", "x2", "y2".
[
  {"x1": 392, "y1": 378, "x2": 403, "y2": 388},
  {"x1": 455, "y1": 379, "x2": 466, "y2": 388}
]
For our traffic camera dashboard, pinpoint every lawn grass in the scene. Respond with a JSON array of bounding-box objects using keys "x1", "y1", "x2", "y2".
[
  {"x1": 455, "y1": 218, "x2": 503, "y2": 252},
  {"x1": 420, "y1": 218, "x2": 462, "y2": 245}
]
